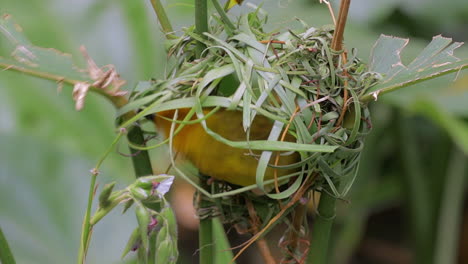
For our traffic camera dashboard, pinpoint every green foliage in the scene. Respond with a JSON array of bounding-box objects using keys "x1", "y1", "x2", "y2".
[
  {"x1": 0, "y1": 1, "x2": 467, "y2": 264},
  {"x1": 90, "y1": 175, "x2": 178, "y2": 263},
  {"x1": 124, "y1": 12, "x2": 376, "y2": 202},
  {"x1": 361, "y1": 34, "x2": 468, "y2": 102}
]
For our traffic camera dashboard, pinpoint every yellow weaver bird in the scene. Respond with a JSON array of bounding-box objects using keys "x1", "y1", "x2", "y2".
[{"x1": 153, "y1": 108, "x2": 300, "y2": 186}]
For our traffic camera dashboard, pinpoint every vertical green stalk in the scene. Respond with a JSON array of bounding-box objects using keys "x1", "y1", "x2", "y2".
[
  {"x1": 398, "y1": 118, "x2": 433, "y2": 264},
  {"x1": 195, "y1": 0, "x2": 208, "y2": 57},
  {"x1": 194, "y1": 1, "x2": 214, "y2": 263},
  {"x1": 212, "y1": 217, "x2": 235, "y2": 263},
  {"x1": 306, "y1": 185, "x2": 338, "y2": 264},
  {"x1": 199, "y1": 214, "x2": 214, "y2": 264},
  {"x1": 126, "y1": 123, "x2": 160, "y2": 262},
  {"x1": 210, "y1": 0, "x2": 235, "y2": 34},
  {"x1": 77, "y1": 170, "x2": 98, "y2": 264},
  {"x1": 433, "y1": 147, "x2": 467, "y2": 264},
  {"x1": 149, "y1": 0, "x2": 176, "y2": 39},
  {"x1": 77, "y1": 130, "x2": 125, "y2": 264},
  {"x1": 127, "y1": 125, "x2": 154, "y2": 177},
  {"x1": 198, "y1": 179, "x2": 215, "y2": 264},
  {"x1": 307, "y1": 1, "x2": 349, "y2": 263},
  {"x1": 0, "y1": 226, "x2": 16, "y2": 264}
]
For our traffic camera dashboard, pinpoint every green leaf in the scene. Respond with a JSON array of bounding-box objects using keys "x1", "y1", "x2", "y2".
[
  {"x1": 362, "y1": 35, "x2": 468, "y2": 102},
  {"x1": 98, "y1": 182, "x2": 116, "y2": 208},
  {"x1": 135, "y1": 205, "x2": 150, "y2": 251},
  {"x1": 159, "y1": 207, "x2": 178, "y2": 238},
  {"x1": 197, "y1": 64, "x2": 236, "y2": 95},
  {"x1": 121, "y1": 227, "x2": 140, "y2": 259}
]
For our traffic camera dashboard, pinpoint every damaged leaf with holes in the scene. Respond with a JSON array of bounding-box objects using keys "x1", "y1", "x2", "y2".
[
  {"x1": 361, "y1": 34, "x2": 468, "y2": 102},
  {"x1": 0, "y1": 14, "x2": 127, "y2": 110}
]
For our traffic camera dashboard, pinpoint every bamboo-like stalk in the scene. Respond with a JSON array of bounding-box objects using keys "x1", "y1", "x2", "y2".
[
  {"x1": 306, "y1": 184, "x2": 338, "y2": 264},
  {"x1": 193, "y1": 1, "x2": 216, "y2": 263},
  {"x1": 195, "y1": 0, "x2": 209, "y2": 57},
  {"x1": 398, "y1": 118, "x2": 434, "y2": 264},
  {"x1": 127, "y1": 126, "x2": 154, "y2": 177},
  {"x1": 198, "y1": 181, "x2": 215, "y2": 264},
  {"x1": 434, "y1": 147, "x2": 467, "y2": 264}
]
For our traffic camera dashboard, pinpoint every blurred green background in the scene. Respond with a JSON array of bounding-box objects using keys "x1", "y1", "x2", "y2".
[{"x1": 0, "y1": 0, "x2": 467, "y2": 263}]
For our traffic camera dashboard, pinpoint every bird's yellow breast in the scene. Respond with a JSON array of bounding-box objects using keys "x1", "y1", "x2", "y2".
[{"x1": 153, "y1": 108, "x2": 299, "y2": 186}]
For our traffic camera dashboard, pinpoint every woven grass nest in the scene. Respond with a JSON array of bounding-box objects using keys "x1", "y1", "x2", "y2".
[{"x1": 131, "y1": 10, "x2": 379, "y2": 235}]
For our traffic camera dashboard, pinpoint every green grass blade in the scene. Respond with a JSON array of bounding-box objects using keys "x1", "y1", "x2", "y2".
[{"x1": 433, "y1": 147, "x2": 467, "y2": 264}]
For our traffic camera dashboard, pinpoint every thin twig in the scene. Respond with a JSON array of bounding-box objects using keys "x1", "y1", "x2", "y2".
[
  {"x1": 286, "y1": 202, "x2": 308, "y2": 262},
  {"x1": 246, "y1": 199, "x2": 276, "y2": 264},
  {"x1": 320, "y1": 0, "x2": 336, "y2": 25},
  {"x1": 306, "y1": 2, "x2": 352, "y2": 264},
  {"x1": 274, "y1": 106, "x2": 300, "y2": 194},
  {"x1": 330, "y1": 0, "x2": 351, "y2": 52},
  {"x1": 230, "y1": 177, "x2": 314, "y2": 264},
  {"x1": 332, "y1": 0, "x2": 351, "y2": 128},
  {"x1": 0, "y1": 62, "x2": 129, "y2": 110},
  {"x1": 336, "y1": 52, "x2": 349, "y2": 127}
]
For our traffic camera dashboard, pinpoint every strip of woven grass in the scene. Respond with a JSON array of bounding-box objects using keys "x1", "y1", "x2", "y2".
[{"x1": 125, "y1": 10, "x2": 379, "y2": 229}]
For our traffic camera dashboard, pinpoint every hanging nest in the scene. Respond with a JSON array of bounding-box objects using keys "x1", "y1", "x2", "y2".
[{"x1": 127, "y1": 8, "x2": 379, "y2": 256}]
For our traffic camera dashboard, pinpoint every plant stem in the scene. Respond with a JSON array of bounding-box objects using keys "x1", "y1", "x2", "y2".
[
  {"x1": 127, "y1": 125, "x2": 154, "y2": 177},
  {"x1": 287, "y1": 203, "x2": 307, "y2": 259},
  {"x1": 245, "y1": 198, "x2": 275, "y2": 264},
  {"x1": 198, "y1": 182, "x2": 215, "y2": 264},
  {"x1": 434, "y1": 147, "x2": 467, "y2": 264},
  {"x1": 306, "y1": 184, "x2": 338, "y2": 264},
  {"x1": 77, "y1": 130, "x2": 126, "y2": 264},
  {"x1": 332, "y1": 0, "x2": 351, "y2": 128},
  {"x1": 210, "y1": 0, "x2": 235, "y2": 34},
  {"x1": 124, "y1": 115, "x2": 162, "y2": 264},
  {"x1": 306, "y1": 2, "x2": 350, "y2": 263},
  {"x1": 194, "y1": 1, "x2": 215, "y2": 263},
  {"x1": 0, "y1": 62, "x2": 129, "y2": 110},
  {"x1": 77, "y1": 172, "x2": 98, "y2": 264},
  {"x1": 149, "y1": 0, "x2": 177, "y2": 39},
  {"x1": 0, "y1": 226, "x2": 16, "y2": 264},
  {"x1": 330, "y1": 0, "x2": 351, "y2": 52},
  {"x1": 398, "y1": 118, "x2": 433, "y2": 264},
  {"x1": 89, "y1": 195, "x2": 128, "y2": 225},
  {"x1": 199, "y1": 216, "x2": 214, "y2": 264},
  {"x1": 195, "y1": 0, "x2": 208, "y2": 57},
  {"x1": 212, "y1": 217, "x2": 235, "y2": 263}
]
